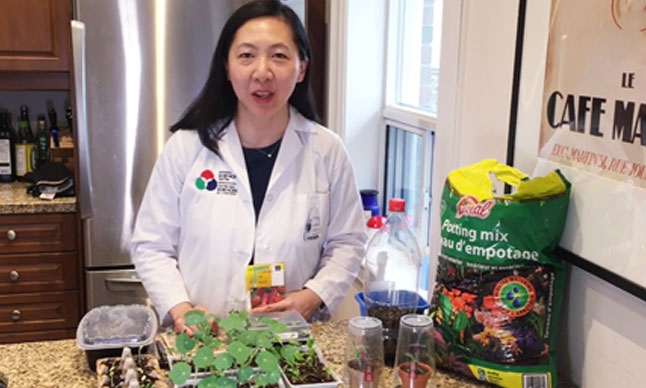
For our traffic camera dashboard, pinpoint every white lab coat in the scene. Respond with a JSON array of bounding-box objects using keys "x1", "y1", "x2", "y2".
[{"x1": 131, "y1": 108, "x2": 367, "y2": 323}]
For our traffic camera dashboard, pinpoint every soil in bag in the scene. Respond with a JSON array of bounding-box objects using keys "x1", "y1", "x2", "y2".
[{"x1": 428, "y1": 159, "x2": 570, "y2": 388}]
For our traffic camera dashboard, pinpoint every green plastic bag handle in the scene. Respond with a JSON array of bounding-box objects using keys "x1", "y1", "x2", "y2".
[{"x1": 447, "y1": 159, "x2": 569, "y2": 201}]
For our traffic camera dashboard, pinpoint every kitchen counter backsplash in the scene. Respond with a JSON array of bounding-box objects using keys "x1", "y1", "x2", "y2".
[{"x1": 0, "y1": 182, "x2": 76, "y2": 214}]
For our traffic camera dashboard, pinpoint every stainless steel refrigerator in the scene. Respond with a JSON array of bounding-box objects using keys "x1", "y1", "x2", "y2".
[{"x1": 71, "y1": 0, "x2": 234, "y2": 310}]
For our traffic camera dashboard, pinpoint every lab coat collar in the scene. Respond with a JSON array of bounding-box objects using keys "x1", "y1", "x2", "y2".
[
  {"x1": 267, "y1": 107, "x2": 314, "y2": 190},
  {"x1": 218, "y1": 120, "x2": 251, "y2": 197},
  {"x1": 217, "y1": 107, "x2": 316, "y2": 197}
]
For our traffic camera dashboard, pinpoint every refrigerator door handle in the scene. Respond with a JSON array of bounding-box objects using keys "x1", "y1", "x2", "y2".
[
  {"x1": 71, "y1": 20, "x2": 95, "y2": 220},
  {"x1": 104, "y1": 277, "x2": 143, "y2": 285}
]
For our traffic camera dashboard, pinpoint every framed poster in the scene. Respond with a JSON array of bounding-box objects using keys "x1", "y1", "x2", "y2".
[{"x1": 535, "y1": 0, "x2": 646, "y2": 295}]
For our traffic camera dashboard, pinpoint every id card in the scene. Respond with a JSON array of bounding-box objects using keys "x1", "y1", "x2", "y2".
[{"x1": 246, "y1": 263, "x2": 286, "y2": 308}]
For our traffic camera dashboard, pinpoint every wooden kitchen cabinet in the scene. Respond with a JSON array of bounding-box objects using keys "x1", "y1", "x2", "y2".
[
  {"x1": 0, "y1": 0, "x2": 72, "y2": 72},
  {"x1": 0, "y1": 213, "x2": 80, "y2": 343},
  {"x1": 0, "y1": 213, "x2": 76, "y2": 253}
]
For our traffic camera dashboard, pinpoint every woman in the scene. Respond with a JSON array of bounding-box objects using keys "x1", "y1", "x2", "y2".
[{"x1": 130, "y1": 0, "x2": 366, "y2": 334}]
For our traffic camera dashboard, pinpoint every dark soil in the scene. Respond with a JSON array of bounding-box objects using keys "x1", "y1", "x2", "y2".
[
  {"x1": 367, "y1": 306, "x2": 413, "y2": 367},
  {"x1": 347, "y1": 360, "x2": 362, "y2": 370},
  {"x1": 281, "y1": 356, "x2": 335, "y2": 385},
  {"x1": 399, "y1": 363, "x2": 428, "y2": 375},
  {"x1": 348, "y1": 360, "x2": 382, "y2": 372},
  {"x1": 366, "y1": 306, "x2": 413, "y2": 328},
  {"x1": 238, "y1": 382, "x2": 278, "y2": 388},
  {"x1": 181, "y1": 383, "x2": 278, "y2": 388}
]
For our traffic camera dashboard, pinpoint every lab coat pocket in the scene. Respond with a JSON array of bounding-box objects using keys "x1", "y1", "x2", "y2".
[{"x1": 303, "y1": 192, "x2": 329, "y2": 243}]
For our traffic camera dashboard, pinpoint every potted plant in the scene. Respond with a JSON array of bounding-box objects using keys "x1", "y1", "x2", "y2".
[
  {"x1": 279, "y1": 338, "x2": 340, "y2": 388},
  {"x1": 345, "y1": 344, "x2": 382, "y2": 388},
  {"x1": 396, "y1": 352, "x2": 432, "y2": 388}
]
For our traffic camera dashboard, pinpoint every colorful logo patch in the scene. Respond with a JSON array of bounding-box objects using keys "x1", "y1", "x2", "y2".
[
  {"x1": 456, "y1": 196, "x2": 495, "y2": 219},
  {"x1": 195, "y1": 169, "x2": 217, "y2": 191},
  {"x1": 493, "y1": 276, "x2": 536, "y2": 317}
]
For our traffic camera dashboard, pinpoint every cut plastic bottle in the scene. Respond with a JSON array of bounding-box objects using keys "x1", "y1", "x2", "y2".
[{"x1": 363, "y1": 198, "x2": 422, "y2": 366}]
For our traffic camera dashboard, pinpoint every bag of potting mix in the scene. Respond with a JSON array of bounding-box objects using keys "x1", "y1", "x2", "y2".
[{"x1": 429, "y1": 159, "x2": 570, "y2": 388}]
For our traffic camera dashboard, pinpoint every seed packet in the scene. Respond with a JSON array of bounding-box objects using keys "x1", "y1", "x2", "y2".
[
  {"x1": 429, "y1": 159, "x2": 570, "y2": 388},
  {"x1": 246, "y1": 263, "x2": 286, "y2": 308}
]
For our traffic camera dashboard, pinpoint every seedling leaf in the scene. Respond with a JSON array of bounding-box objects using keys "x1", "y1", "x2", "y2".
[
  {"x1": 185, "y1": 310, "x2": 206, "y2": 326},
  {"x1": 176, "y1": 332, "x2": 196, "y2": 354},
  {"x1": 198, "y1": 376, "x2": 218, "y2": 388},
  {"x1": 228, "y1": 340, "x2": 252, "y2": 364},
  {"x1": 266, "y1": 369, "x2": 281, "y2": 384},
  {"x1": 255, "y1": 350, "x2": 279, "y2": 372},
  {"x1": 280, "y1": 345, "x2": 298, "y2": 366},
  {"x1": 215, "y1": 376, "x2": 236, "y2": 388},
  {"x1": 220, "y1": 315, "x2": 244, "y2": 332},
  {"x1": 169, "y1": 362, "x2": 191, "y2": 385},
  {"x1": 253, "y1": 373, "x2": 268, "y2": 387},
  {"x1": 214, "y1": 353, "x2": 234, "y2": 370},
  {"x1": 256, "y1": 331, "x2": 273, "y2": 349},
  {"x1": 238, "y1": 331, "x2": 257, "y2": 346},
  {"x1": 237, "y1": 365, "x2": 254, "y2": 382},
  {"x1": 194, "y1": 346, "x2": 215, "y2": 369}
]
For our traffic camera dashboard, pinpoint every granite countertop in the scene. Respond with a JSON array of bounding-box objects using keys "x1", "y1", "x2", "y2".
[
  {"x1": 313, "y1": 321, "x2": 577, "y2": 388},
  {"x1": 0, "y1": 321, "x2": 577, "y2": 388},
  {"x1": 0, "y1": 182, "x2": 76, "y2": 214}
]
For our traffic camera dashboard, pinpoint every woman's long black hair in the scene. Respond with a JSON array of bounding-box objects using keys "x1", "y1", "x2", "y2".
[{"x1": 170, "y1": 0, "x2": 319, "y2": 155}]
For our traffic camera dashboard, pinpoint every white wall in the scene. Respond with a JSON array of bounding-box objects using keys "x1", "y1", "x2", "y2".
[
  {"x1": 327, "y1": 0, "x2": 387, "y2": 321},
  {"x1": 336, "y1": 0, "x2": 646, "y2": 386},
  {"x1": 436, "y1": 1, "x2": 646, "y2": 387},
  {"x1": 429, "y1": 0, "x2": 518, "y2": 298},
  {"x1": 340, "y1": 0, "x2": 387, "y2": 191},
  {"x1": 514, "y1": 2, "x2": 646, "y2": 387}
]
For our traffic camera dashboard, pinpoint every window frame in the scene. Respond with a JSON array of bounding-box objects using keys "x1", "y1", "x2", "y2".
[
  {"x1": 380, "y1": 0, "x2": 440, "y2": 247},
  {"x1": 382, "y1": 119, "x2": 434, "y2": 247}
]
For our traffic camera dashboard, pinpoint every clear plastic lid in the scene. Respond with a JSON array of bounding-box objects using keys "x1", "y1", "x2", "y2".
[
  {"x1": 248, "y1": 311, "x2": 311, "y2": 341},
  {"x1": 400, "y1": 314, "x2": 433, "y2": 330},
  {"x1": 348, "y1": 316, "x2": 382, "y2": 337},
  {"x1": 76, "y1": 304, "x2": 158, "y2": 350}
]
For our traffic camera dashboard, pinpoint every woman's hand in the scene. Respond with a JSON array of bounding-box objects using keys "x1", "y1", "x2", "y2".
[
  {"x1": 168, "y1": 302, "x2": 218, "y2": 336},
  {"x1": 250, "y1": 288, "x2": 323, "y2": 320}
]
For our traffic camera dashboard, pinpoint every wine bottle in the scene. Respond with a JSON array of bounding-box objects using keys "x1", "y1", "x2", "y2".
[
  {"x1": 36, "y1": 114, "x2": 50, "y2": 168},
  {"x1": 65, "y1": 106, "x2": 73, "y2": 137},
  {"x1": 48, "y1": 108, "x2": 60, "y2": 148},
  {"x1": 15, "y1": 113, "x2": 29, "y2": 180},
  {"x1": 0, "y1": 112, "x2": 15, "y2": 182},
  {"x1": 20, "y1": 105, "x2": 34, "y2": 141},
  {"x1": 19, "y1": 105, "x2": 36, "y2": 174}
]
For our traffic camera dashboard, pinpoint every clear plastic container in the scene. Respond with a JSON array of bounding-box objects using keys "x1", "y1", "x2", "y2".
[
  {"x1": 248, "y1": 310, "x2": 311, "y2": 342},
  {"x1": 363, "y1": 198, "x2": 422, "y2": 366},
  {"x1": 344, "y1": 316, "x2": 384, "y2": 388},
  {"x1": 76, "y1": 304, "x2": 157, "y2": 371},
  {"x1": 393, "y1": 315, "x2": 435, "y2": 388}
]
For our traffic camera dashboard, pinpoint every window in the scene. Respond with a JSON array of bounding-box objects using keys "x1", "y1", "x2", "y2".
[
  {"x1": 393, "y1": 0, "x2": 442, "y2": 115},
  {"x1": 382, "y1": 0, "x2": 442, "y2": 253},
  {"x1": 384, "y1": 124, "x2": 433, "y2": 246}
]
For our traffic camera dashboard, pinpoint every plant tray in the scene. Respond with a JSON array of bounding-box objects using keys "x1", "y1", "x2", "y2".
[
  {"x1": 96, "y1": 353, "x2": 172, "y2": 388},
  {"x1": 280, "y1": 346, "x2": 341, "y2": 388},
  {"x1": 171, "y1": 370, "x2": 287, "y2": 388},
  {"x1": 168, "y1": 353, "x2": 224, "y2": 381}
]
